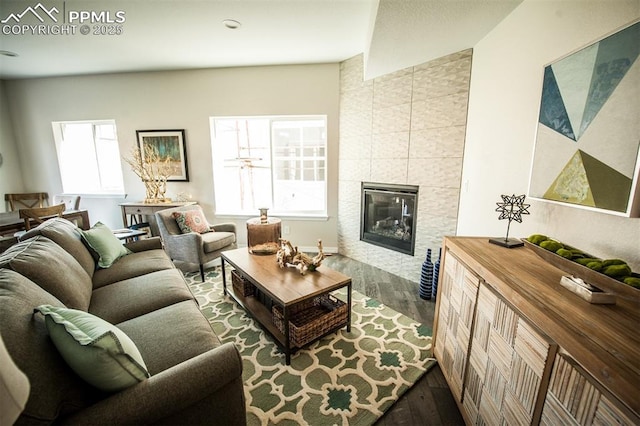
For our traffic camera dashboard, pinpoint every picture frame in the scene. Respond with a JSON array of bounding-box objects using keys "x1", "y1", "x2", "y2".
[
  {"x1": 136, "y1": 129, "x2": 189, "y2": 182},
  {"x1": 528, "y1": 21, "x2": 640, "y2": 217}
]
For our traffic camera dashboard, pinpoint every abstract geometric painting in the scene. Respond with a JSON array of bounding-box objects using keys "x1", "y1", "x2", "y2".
[{"x1": 529, "y1": 21, "x2": 640, "y2": 216}]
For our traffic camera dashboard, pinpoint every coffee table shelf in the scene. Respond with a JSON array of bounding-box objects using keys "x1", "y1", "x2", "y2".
[
  {"x1": 226, "y1": 284, "x2": 286, "y2": 345},
  {"x1": 221, "y1": 248, "x2": 351, "y2": 365}
]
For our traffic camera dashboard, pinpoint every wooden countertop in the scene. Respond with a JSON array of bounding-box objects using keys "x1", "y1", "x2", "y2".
[{"x1": 443, "y1": 236, "x2": 640, "y2": 417}]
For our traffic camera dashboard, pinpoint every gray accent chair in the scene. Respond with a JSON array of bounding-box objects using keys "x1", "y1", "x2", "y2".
[{"x1": 155, "y1": 205, "x2": 237, "y2": 281}]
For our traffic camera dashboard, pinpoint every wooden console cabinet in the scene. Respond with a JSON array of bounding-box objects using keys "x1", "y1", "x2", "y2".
[{"x1": 433, "y1": 237, "x2": 639, "y2": 425}]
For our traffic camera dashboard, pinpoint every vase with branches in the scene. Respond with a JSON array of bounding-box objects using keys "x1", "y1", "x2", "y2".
[{"x1": 124, "y1": 145, "x2": 172, "y2": 203}]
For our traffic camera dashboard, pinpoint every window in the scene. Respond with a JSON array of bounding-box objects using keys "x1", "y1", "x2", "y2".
[
  {"x1": 211, "y1": 116, "x2": 327, "y2": 216},
  {"x1": 52, "y1": 120, "x2": 125, "y2": 195}
]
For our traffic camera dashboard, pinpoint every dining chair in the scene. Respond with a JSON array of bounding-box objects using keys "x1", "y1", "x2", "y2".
[
  {"x1": 5, "y1": 193, "x2": 49, "y2": 211},
  {"x1": 19, "y1": 204, "x2": 66, "y2": 231}
]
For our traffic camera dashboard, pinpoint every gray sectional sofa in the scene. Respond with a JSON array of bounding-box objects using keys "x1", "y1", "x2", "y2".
[{"x1": 0, "y1": 218, "x2": 246, "y2": 425}]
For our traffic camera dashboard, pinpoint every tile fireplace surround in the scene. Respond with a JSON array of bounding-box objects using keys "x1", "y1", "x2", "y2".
[{"x1": 338, "y1": 49, "x2": 471, "y2": 282}]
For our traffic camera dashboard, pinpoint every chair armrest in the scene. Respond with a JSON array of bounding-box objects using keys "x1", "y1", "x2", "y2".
[
  {"x1": 61, "y1": 343, "x2": 245, "y2": 425},
  {"x1": 124, "y1": 236, "x2": 163, "y2": 252},
  {"x1": 211, "y1": 222, "x2": 237, "y2": 233},
  {"x1": 160, "y1": 232, "x2": 205, "y2": 263}
]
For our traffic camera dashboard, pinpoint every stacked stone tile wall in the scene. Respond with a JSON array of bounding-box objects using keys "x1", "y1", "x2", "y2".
[{"x1": 338, "y1": 50, "x2": 472, "y2": 281}]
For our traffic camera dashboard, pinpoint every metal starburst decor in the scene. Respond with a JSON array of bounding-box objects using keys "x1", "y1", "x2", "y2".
[{"x1": 489, "y1": 194, "x2": 530, "y2": 248}]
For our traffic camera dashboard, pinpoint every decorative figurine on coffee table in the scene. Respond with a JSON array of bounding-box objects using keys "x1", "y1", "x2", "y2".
[
  {"x1": 276, "y1": 238, "x2": 325, "y2": 275},
  {"x1": 489, "y1": 194, "x2": 530, "y2": 248}
]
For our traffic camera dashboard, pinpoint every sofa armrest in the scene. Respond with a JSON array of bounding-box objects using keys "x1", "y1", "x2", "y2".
[
  {"x1": 211, "y1": 222, "x2": 237, "y2": 233},
  {"x1": 124, "y1": 236, "x2": 163, "y2": 252},
  {"x1": 61, "y1": 342, "x2": 246, "y2": 425}
]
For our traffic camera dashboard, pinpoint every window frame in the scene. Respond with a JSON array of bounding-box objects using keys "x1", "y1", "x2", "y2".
[
  {"x1": 210, "y1": 115, "x2": 328, "y2": 218},
  {"x1": 51, "y1": 119, "x2": 126, "y2": 196}
]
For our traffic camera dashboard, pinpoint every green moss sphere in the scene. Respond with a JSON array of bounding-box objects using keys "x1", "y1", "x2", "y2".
[
  {"x1": 603, "y1": 264, "x2": 632, "y2": 278},
  {"x1": 556, "y1": 248, "x2": 573, "y2": 259},
  {"x1": 586, "y1": 261, "x2": 603, "y2": 272},
  {"x1": 540, "y1": 240, "x2": 563, "y2": 252},
  {"x1": 527, "y1": 234, "x2": 548, "y2": 245},
  {"x1": 623, "y1": 277, "x2": 640, "y2": 288},
  {"x1": 602, "y1": 259, "x2": 628, "y2": 268},
  {"x1": 576, "y1": 257, "x2": 601, "y2": 266}
]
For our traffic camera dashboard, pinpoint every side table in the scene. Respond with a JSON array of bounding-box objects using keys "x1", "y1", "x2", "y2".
[{"x1": 120, "y1": 201, "x2": 197, "y2": 237}]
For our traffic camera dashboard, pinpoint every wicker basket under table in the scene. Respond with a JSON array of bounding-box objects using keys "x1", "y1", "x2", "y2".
[
  {"x1": 272, "y1": 294, "x2": 348, "y2": 348},
  {"x1": 231, "y1": 269, "x2": 254, "y2": 297}
]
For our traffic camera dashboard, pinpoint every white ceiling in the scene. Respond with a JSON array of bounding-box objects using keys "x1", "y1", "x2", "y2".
[{"x1": 0, "y1": 0, "x2": 522, "y2": 80}]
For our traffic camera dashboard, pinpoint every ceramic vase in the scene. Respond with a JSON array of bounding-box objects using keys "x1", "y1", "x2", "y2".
[
  {"x1": 419, "y1": 249, "x2": 433, "y2": 300},
  {"x1": 432, "y1": 248, "x2": 441, "y2": 299}
]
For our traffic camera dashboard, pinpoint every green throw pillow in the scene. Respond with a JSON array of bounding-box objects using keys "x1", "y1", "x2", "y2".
[
  {"x1": 35, "y1": 305, "x2": 150, "y2": 392},
  {"x1": 81, "y1": 222, "x2": 131, "y2": 268}
]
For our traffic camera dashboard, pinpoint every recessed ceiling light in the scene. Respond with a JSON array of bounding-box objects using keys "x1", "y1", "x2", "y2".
[
  {"x1": 0, "y1": 50, "x2": 19, "y2": 57},
  {"x1": 222, "y1": 19, "x2": 241, "y2": 29}
]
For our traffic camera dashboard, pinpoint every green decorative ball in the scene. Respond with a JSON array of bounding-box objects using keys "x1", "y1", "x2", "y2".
[
  {"x1": 603, "y1": 264, "x2": 632, "y2": 278},
  {"x1": 586, "y1": 261, "x2": 603, "y2": 272},
  {"x1": 540, "y1": 240, "x2": 563, "y2": 252},
  {"x1": 602, "y1": 259, "x2": 627, "y2": 268},
  {"x1": 575, "y1": 257, "x2": 601, "y2": 266},
  {"x1": 623, "y1": 277, "x2": 640, "y2": 288},
  {"x1": 527, "y1": 234, "x2": 548, "y2": 245},
  {"x1": 556, "y1": 248, "x2": 573, "y2": 259}
]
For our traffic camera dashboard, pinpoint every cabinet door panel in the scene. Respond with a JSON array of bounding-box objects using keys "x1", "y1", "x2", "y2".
[
  {"x1": 541, "y1": 353, "x2": 637, "y2": 425},
  {"x1": 464, "y1": 283, "x2": 556, "y2": 425},
  {"x1": 433, "y1": 252, "x2": 480, "y2": 401}
]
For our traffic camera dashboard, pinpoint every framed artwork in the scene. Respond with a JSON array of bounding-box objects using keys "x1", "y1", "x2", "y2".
[
  {"x1": 136, "y1": 129, "x2": 189, "y2": 182},
  {"x1": 528, "y1": 21, "x2": 640, "y2": 217}
]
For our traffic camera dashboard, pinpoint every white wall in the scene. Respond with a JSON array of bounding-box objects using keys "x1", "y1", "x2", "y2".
[
  {"x1": 460, "y1": 0, "x2": 640, "y2": 270},
  {"x1": 4, "y1": 64, "x2": 340, "y2": 248},
  {"x1": 0, "y1": 80, "x2": 25, "y2": 212}
]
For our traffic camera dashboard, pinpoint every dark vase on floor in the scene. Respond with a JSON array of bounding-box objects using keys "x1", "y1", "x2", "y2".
[
  {"x1": 432, "y1": 248, "x2": 441, "y2": 299},
  {"x1": 419, "y1": 249, "x2": 433, "y2": 300}
]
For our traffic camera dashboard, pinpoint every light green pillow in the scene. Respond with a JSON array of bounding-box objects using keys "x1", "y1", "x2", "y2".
[
  {"x1": 35, "y1": 305, "x2": 150, "y2": 392},
  {"x1": 81, "y1": 222, "x2": 131, "y2": 268}
]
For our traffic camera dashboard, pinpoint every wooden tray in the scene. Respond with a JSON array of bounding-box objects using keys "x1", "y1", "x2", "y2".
[
  {"x1": 522, "y1": 239, "x2": 639, "y2": 301},
  {"x1": 559, "y1": 276, "x2": 616, "y2": 304}
]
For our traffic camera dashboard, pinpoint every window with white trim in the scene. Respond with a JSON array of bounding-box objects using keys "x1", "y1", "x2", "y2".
[
  {"x1": 52, "y1": 120, "x2": 125, "y2": 195},
  {"x1": 210, "y1": 116, "x2": 327, "y2": 216}
]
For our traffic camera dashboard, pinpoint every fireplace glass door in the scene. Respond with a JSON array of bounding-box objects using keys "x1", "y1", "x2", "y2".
[{"x1": 360, "y1": 183, "x2": 418, "y2": 255}]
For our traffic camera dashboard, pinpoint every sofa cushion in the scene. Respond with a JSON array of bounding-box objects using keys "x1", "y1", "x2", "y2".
[
  {"x1": 0, "y1": 235, "x2": 93, "y2": 311},
  {"x1": 0, "y1": 269, "x2": 102, "y2": 424},
  {"x1": 202, "y1": 231, "x2": 236, "y2": 253},
  {"x1": 89, "y1": 269, "x2": 195, "y2": 324},
  {"x1": 92, "y1": 249, "x2": 176, "y2": 289},
  {"x1": 81, "y1": 222, "x2": 131, "y2": 268},
  {"x1": 117, "y1": 300, "x2": 221, "y2": 375},
  {"x1": 20, "y1": 217, "x2": 96, "y2": 278},
  {"x1": 173, "y1": 210, "x2": 211, "y2": 234},
  {"x1": 35, "y1": 305, "x2": 150, "y2": 392}
]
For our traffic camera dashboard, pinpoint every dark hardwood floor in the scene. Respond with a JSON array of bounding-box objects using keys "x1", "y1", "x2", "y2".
[{"x1": 322, "y1": 254, "x2": 465, "y2": 426}]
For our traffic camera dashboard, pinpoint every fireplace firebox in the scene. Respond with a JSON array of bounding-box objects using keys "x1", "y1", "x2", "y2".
[{"x1": 360, "y1": 182, "x2": 418, "y2": 255}]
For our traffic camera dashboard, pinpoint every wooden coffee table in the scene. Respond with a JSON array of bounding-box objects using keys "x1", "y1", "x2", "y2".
[{"x1": 221, "y1": 248, "x2": 352, "y2": 364}]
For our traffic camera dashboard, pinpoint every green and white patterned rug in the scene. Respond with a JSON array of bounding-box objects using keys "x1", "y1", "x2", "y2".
[{"x1": 185, "y1": 267, "x2": 435, "y2": 426}]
